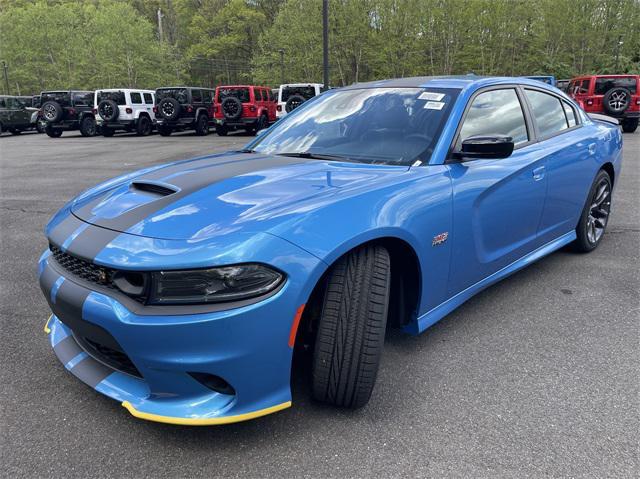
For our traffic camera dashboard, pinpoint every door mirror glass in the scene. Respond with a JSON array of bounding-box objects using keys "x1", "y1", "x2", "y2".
[{"x1": 459, "y1": 136, "x2": 514, "y2": 159}]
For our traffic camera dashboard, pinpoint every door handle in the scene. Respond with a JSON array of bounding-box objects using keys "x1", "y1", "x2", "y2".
[
  {"x1": 588, "y1": 143, "x2": 596, "y2": 155},
  {"x1": 532, "y1": 166, "x2": 545, "y2": 181}
]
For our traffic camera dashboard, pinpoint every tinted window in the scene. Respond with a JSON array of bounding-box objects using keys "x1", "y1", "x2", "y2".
[
  {"x1": 594, "y1": 77, "x2": 637, "y2": 95},
  {"x1": 191, "y1": 89, "x2": 202, "y2": 103},
  {"x1": 202, "y1": 90, "x2": 213, "y2": 103},
  {"x1": 218, "y1": 88, "x2": 250, "y2": 103},
  {"x1": 562, "y1": 101, "x2": 577, "y2": 128},
  {"x1": 525, "y1": 89, "x2": 568, "y2": 137},
  {"x1": 253, "y1": 87, "x2": 459, "y2": 166},
  {"x1": 97, "y1": 91, "x2": 126, "y2": 105},
  {"x1": 282, "y1": 86, "x2": 317, "y2": 102},
  {"x1": 41, "y1": 92, "x2": 71, "y2": 106},
  {"x1": 459, "y1": 89, "x2": 528, "y2": 146},
  {"x1": 32, "y1": 96, "x2": 41, "y2": 108},
  {"x1": 579, "y1": 80, "x2": 590, "y2": 94},
  {"x1": 156, "y1": 88, "x2": 188, "y2": 104},
  {"x1": 130, "y1": 92, "x2": 142, "y2": 104},
  {"x1": 0, "y1": 98, "x2": 5, "y2": 108},
  {"x1": 72, "y1": 92, "x2": 92, "y2": 106},
  {"x1": 143, "y1": 93, "x2": 153, "y2": 104}
]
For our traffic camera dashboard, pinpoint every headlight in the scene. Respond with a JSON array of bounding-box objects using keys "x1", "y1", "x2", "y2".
[{"x1": 148, "y1": 264, "x2": 284, "y2": 305}]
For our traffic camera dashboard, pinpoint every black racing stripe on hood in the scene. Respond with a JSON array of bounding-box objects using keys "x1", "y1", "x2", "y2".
[
  {"x1": 67, "y1": 154, "x2": 309, "y2": 260},
  {"x1": 48, "y1": 214, "x2": 85, "y2": 249}
]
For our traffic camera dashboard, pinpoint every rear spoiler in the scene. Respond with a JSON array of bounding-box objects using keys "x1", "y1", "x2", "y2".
[{"x1": 588, "y1": 113, "x2": 619, "y2": 126}]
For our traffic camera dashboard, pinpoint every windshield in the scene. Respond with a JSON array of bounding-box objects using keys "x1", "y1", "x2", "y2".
[
  {"x1": 41, "y1": 91, "x2": 71, "y2": 106},
  {"x1": 281, "y1": 86, "x2": 317, "y2": 102},
  {"x1": 252, "y1": 87, "x2": 459, "y2": 165},
  {"x1": 594, "y1": 77, "x2": 637, "y2": 95},
  {"x1": 218, "y1": 87, "x2": 250, "y2": 103},
  {"x1": 156, "y1": 88, "x2": 189, "y2": 104}
]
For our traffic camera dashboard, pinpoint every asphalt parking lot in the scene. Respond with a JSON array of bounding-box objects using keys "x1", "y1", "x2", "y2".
[{"x1": 1, "y1": 129, "x2": 638, "y2": 478}]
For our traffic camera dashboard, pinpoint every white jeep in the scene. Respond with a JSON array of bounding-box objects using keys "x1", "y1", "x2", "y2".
[
  {"x1": 94, "y1": 89, "x2": 155, "y2": 136},
  {"x1": 276, "y1": 83, "x2": 324, "y2": 118}
]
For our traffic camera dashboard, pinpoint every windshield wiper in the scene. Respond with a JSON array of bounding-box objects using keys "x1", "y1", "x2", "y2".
[
  {"x1": 277, "y1": 151, "x2": 360, "y2": 162},
  {"x1": 235, "y1": 148, "x2": 256, "y2": 153}
]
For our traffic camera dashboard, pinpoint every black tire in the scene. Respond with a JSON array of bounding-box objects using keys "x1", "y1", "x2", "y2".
[
  {"x1": 136, "y1": 116, "x2": 152, "y2": 136},
  {"x1": 602, "y1": 87, "x2": 631, "y2": 116},
  {"x1": 0, "y1": 123, "x2": 3, "y2": 135},
  {"x1": 45, "y1": 124, "x2": 63, "y2": 138},
  {"x1": 98, "y1": 100, "x2": 119, "y2": 122},
  {"x1": 79, "y1": 116, "x2": 97, "y2": 137},
  {"x1": 216, "y1": 124, "x2": 228, "y2": 136},
  {"x1": 621, "y1": 118, "x2": 638, "y2": 133},
  {"x1": 312, "y1": 244, "x2": 391, "y2": 409},
  {"x1": 573, "y1": 169, "x2": 612, "y2": 253},
  {"x1": 10, "y1": 129, "x2": 22, "y2": 135},
  {"x1": 42, "y1": 101, "x2": 63, "y2": 123},
  {"x1": 194, "y1": 114, "x2": 209, "y2": 136},
  {"x1": 102, "y1": 127, "x2": 115, "y2": 137},
  {"x1": 158, "y1": 125, "x2": 173, "y2": 136},
  {"x1": 221, "y1": 97, "x2": 243, "y2": 120},
  {"x1": 256, "y1": 114, "x2": 268, "y2": 133},
  {"x1": 36, "y1": 117, "x2": 46, "y2": 133},
  {"x1": 285, "y1": 94, "x2": 306, "y2": 113},
  {"x1": 158, "y1": 98, "x2": 181, "y2": 121}
]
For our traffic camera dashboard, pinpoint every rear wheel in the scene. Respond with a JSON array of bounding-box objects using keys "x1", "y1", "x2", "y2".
[
  {"x1": 216, "y1": 124, "x2": 228, "y2": 136},
  {"x1": 136, "y1": 116, "x2": 152, "y2": 136},
  {"x1": 45, "y1": 124, "x2": 63, "y2": 138},
  {"x1": 102, "y1": 127, "x2": 115, "y2": 137},
  {"x1": 312, "y1": 244, "x2": 391, "y2": 409},
  {"x1": 194, "y1": 114, "x2": 209, "y2": 136},
  {"x1": 36, "y1": 118, "x2": 47, "y2": 133},
  {"x1": 158, "y1": 125, "x2": 173, "y2": 136},
  {"x1": 621, "y1": 118, "x2": 638, "y2": 133},
  {"x1": 10, "y1": 129, "x2": 22, "y2": 135},
  {"x1": 79, "y1": 116, "x2": 97, "y2": 137},
  {"x1": 573, "y1": 170, "x2": 612, "y2": 253}
]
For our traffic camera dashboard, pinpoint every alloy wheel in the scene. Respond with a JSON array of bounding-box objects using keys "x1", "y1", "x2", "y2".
[{"x1": 586, "y1": 178, "x2": 611, "y2": 244}]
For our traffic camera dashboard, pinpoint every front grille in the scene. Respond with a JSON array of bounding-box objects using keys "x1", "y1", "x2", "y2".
[
  {"x1": 49, "y1": 245, "x2": 146, "y2": 303},
  {"x1": 76, "y1": 335, "x2": 142, "y2": 378}
]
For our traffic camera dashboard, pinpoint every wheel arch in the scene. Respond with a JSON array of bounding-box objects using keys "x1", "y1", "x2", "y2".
[
  {"x1": 292, "y1": 234, "x2": 422, "y2": 351},
  {"x1": 601, "y1": 161, "x2": 615, "y2": 186}
]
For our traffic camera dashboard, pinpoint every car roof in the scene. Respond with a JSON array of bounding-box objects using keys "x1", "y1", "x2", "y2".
[
  {"x1": 280, "y1": 83, "x2": 323, "y2": 88},
  {"x1": 156, "y1": 86, "x2": 215, "y2": 90},
  {"x1": 341, "y1": 75, "x2": 564, "y2": 92},
  {"x1": 96, "y1": 88, "x2": 155, "y2": 93}
]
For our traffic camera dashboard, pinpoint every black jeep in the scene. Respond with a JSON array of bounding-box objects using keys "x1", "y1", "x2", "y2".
[
  {"x1": 154, "y1": 87, "x2": 214, "y2": 136},
  {"x1": 40, "y1": 90, "x2": 97, "y2": 138}
]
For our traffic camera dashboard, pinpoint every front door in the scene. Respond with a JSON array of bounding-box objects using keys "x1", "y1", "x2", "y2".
[{"x1": 446, "y1": 87, "x2": 548, "y2": 297}]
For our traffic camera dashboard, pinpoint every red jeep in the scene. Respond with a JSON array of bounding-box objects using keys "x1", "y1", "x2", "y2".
[
  {"x1": 213, "y1": 85, "x2": 277, "y2": 136},
  {"x1": 568, "y1": 75, "x2": 639, "y2": 133}
]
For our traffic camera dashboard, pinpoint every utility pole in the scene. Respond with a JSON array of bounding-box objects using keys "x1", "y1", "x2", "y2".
[
  {"x1": 614, "y1": 35, "x2": 623, "y2": 71},
  {"x1": 278, "y1": 49, "x2": 285, "y2": 85},
  {"x1": 1, "y1": 61, "x2": 9, "y2": 95},
  {"x1": 157, "y1": 8, "x2": 164, "y2": 43},
  {"x1": 322, "y1": 0, "x2": 329, "y2": 88}
]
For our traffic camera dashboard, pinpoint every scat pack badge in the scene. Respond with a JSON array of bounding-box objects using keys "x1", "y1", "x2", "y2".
[{"x1": 432, "y1": 232, "x2": 449, "y2": 246}]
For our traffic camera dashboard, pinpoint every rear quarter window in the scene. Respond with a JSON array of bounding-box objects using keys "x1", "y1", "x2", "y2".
[
  {"x1": 525, "y1": 89, "x2": 568, "y2": 137},
  {"x1": 594, "y1": 77, "x2": 637, "y2": 95},
  {"x1": 130, "y1": 92, "x2": 142, "y2": 104},
  {"x1": 143, "y1": 93, "x2": 153, "y2": 104}
]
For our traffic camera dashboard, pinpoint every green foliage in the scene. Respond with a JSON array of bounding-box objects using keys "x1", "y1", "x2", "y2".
[{"x1": 0, "y1": 0, "x2": 638, "y2": 94}]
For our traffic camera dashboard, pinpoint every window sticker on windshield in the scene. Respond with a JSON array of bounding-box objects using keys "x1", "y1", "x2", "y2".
[
  {"x1": 419, "y1": 92, "x2": 445, "y2": 101},
  {"x1": 424, "y1": 101, "x2": 445, "y2": 110}
]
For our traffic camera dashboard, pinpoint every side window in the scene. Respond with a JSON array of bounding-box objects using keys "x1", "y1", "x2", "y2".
[
  {"x1": 72, "y1": 92, "x2": 92, "y2": 106},
  {"x1": 130, "y1": 92, "x2": 142, "y2": 104},
  {"x1": 256, "y1": 89, "x2": 264, "y2": 101},
  {"x1": 525, "y1": 89, "x2": 568, "y2": 137},
  {"x1": 579, "y1": 80, "x2": 590, "y2": 94},
  {"x1": 191, "y1": 89, "x2": 202, "y2": 103},
  {"x1": 203, "y1": 90, "x2": 213, "y2": 103},
  {"x1": 458, "y1": 89, "x2": 529, "y2": 147},
  {"x1": 0, "y1": 98, "x2": 6, "y2": 108},
  {"x1": 143, "y1": 93, "x2": 153, "y2": 104},
  {"x1": 562, "y1": 101, "x2": 578, "y2": 128}
]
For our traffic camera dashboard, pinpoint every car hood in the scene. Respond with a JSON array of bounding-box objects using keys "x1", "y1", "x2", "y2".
[{"x1": 70, "y1": 152, "x2": 409, "y2": 241}]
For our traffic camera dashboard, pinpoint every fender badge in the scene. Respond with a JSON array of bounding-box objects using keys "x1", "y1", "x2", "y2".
[{"x1": 432, "y1": 232, "x2": 449, "y2": 246}]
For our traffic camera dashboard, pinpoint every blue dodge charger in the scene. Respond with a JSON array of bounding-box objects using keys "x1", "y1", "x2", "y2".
[{"x1": 39, "y1": 76, "x2": 622, "y2": 425}]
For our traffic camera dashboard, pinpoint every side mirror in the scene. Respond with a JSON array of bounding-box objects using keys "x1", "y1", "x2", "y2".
[{"x1": 456, "y1": 136, "x2": 514, "y2": 160}]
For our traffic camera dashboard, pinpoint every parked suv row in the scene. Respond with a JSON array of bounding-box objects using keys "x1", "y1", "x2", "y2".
[{"x1": 568, "y1": 74, "x2": 639, "y2": 133}]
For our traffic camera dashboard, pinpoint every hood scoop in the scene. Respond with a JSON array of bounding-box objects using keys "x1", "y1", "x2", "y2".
[{"x1": 129, "y1": 180, "x2": 179, "y2": 197}]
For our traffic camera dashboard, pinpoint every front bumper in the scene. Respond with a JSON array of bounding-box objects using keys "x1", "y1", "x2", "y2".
[{"x1": 38, "y1": 231, "x2": 323, "y2": 425}]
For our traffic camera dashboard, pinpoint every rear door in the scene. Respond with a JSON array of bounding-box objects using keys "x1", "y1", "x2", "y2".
[
  {"x1": 522, "y1": 88, "x2": 595, "y2": 242},
  {"x1": 446, "y1": 86, "x2": 548, "y2": 296}
]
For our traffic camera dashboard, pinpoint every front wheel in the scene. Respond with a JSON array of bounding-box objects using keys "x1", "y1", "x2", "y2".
[
  {"x1": 312, "y1": 244, "x2": 391, "y2": 409},
  {"x1": 621, "y1": 118, "x2": 638, "y2": 133},
  {"x1": 79, "y1": 116, "x2": 97, "y2": 137},
  {"x1": 136, "y1": 116, "x2": 152, "y2": 136},
  {"x1": 573, "y1": 170, "x2": 612, "y2": 253},
  {"x1": 194, "y1": 114, "x2": 209, "y2": 136},
  {"x1": 45, "y1": 124, "x2": 63, "y2": 138}
]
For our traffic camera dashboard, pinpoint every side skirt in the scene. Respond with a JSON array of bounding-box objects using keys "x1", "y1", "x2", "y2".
[{"x1": 404, "y1": 231, "x2": 577, "y2": 335}]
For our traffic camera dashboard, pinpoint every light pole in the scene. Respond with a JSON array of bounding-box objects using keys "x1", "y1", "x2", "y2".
[
  {"x1": 279, "y1": 49, "x2": 285, "y2": 85},
  {"x1": 614, "y1": 35, "x2": 623, "y2": 71},
  {"x1": 322, "y1": 0, "x2": 329, "y2": 88}
]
